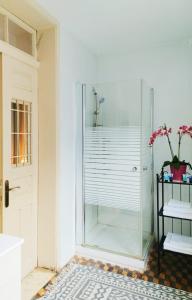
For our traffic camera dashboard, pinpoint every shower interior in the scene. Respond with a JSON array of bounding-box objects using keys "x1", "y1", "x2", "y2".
[{"x1": 76, "y1": 80, "x2": 154, "y2": 261}]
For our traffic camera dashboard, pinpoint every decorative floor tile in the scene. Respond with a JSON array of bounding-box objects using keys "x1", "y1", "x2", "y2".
[
  {"x1": 37, "y1": 263, "x2": 192, "y2": 300},
  {"x1": 34, "y1": 244, "x2": 192, "y2": 299}
]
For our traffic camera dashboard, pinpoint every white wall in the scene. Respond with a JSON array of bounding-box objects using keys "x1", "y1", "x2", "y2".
[
  {"x1": 97, "y1": 41, "x2": 192, "y2": 234},
  {"x1": 97, "y1": 42, "x2": 192, "y2": 172},
  {"x1": 57, "y1": 27, "x2": 97, "y2": 267}
]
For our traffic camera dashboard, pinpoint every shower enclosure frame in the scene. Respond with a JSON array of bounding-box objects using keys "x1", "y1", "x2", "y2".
[{"x1": 75, "y1": 80, "x2": 154, "y2": 270}]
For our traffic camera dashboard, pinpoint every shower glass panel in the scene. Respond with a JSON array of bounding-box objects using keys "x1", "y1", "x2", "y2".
[
  {"x1": 77, "y1": 80, "x2": 153, "y2": 259},
  {"x1": 141, "y1": 82, "x2": 154, "y2": 257}
]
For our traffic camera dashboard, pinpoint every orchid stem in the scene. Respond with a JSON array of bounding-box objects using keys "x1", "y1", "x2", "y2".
[
  {"x1": 166, "y1": 135, "x2": 174, "y2": 159},
  {"x1": 164, "y1": 124, "x2": 174, "y2": 160},
  {"x1": 178, "y1": 133, "x2": 182, "y2": 160}
]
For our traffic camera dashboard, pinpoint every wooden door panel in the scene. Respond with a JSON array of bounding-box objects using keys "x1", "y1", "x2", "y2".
[{"x1": 1, "y1": 54, "x2": 38, "y2": 278}]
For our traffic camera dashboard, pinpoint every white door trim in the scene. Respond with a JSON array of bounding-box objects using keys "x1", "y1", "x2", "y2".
[{"x1": 0, "y1": 40, "x2": 39, "y2": 69}]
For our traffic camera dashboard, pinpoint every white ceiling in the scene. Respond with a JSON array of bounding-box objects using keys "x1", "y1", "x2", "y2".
[{"x1": 7, "y1": 0, "x2": 192, "y2": 55}]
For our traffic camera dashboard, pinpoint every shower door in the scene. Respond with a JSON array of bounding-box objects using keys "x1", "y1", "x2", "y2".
[{"x1": 76, "y1": 81, "x2": 153, "y2": 259}]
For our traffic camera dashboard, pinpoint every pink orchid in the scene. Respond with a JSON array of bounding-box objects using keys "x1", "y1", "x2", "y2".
[
  {"x1": 177, "y1": 125, "x2": 192, "y2": 159},
  {"x1": 149, "y1": 124, "x2": 192, "y2": 161},
  {"x1": 178, "y1": 125, "x2": 192, "y2": 137},
  {"x1": 149, "y1": 126, "x2": 172, "y2": 146}
]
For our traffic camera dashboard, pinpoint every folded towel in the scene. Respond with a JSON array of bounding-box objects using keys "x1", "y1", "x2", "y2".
[
  {"x1": 164, "y1": 233, "x2": 192, "y2": 255},
  {"x1": 167, "y1": 199, "x2": 191, "y2": 209},
  {"x1": 164, "y1": 245, "x2": 192, "y2": 255},
  {"x1": 163, "y1": 209, "x2": 192, "y2": 220},
  {"x1": 164, "y1": 204, "x2": 192, "y2": 213}
]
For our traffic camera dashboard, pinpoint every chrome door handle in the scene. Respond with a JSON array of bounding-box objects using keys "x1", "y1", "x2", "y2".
[{"x1": 132, "y1": 167, "x2": 138, "y2": 172}]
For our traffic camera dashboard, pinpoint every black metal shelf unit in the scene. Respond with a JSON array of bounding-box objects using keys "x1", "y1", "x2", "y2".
[{"x1": 157, "y1": 170, "x2": 192, "y2": 272}]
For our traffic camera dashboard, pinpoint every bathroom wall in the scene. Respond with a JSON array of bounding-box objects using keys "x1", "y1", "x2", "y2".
[
  {"x1": 96, "y1": 41, "x2": 192, "y2": 234},
  {"x1": 57, "y1": 28, "x2": 97, "y2": 267}
]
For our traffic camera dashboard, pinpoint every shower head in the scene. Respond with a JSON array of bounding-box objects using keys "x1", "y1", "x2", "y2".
[
  {"x1": 92, "y1": 87, "x2": 97, "y2": 96},
  {"x1": 99, "y1": 97, "x2": 105, "y2": 104}
]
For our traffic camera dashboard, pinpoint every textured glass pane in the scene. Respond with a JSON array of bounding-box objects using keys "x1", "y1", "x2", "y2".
[
  {"x1": 18, "y1": 103, "x2": 24, "y2": 111},
  {"x1": 8, "y1": 19, "x2": 33, "y2": 55},
  {"x1": 11, "y1": 134, "x2": 17, "y2": 158},
  {"x1": 25, "y1": 112, "x2": 28, "y2": 133},
  {"x1": 11, "y1": 102, "x2": 17, "y2": 110},
  {"x1": 18, "y1": 156, "x2": 25, "y2": 164},
  {"x1": 25, "y1": 102, "x2": 31, "y2": 112},
  {"x1": 11, "y1": 110, "x2": 17, "y2": 133},
  {"x1": 11, "y1": 100, "x2": 32, "y2": 167},
  {"x1": 11, "y1": 157, "x2": 17, "y2": 165},
  {"x1": 18, "y1": 134, "x2": 25, "y2": 157},
  {"x1": 19, "y1": 111, "x2": 25, "y2": 133}
]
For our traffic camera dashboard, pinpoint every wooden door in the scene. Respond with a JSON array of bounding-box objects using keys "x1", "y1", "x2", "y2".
[{"x1": 0, "y1": 53, "x2": 38, "y2": 278}]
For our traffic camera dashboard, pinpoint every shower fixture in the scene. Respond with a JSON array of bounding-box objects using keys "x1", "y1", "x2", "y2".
[{"x1": 92, "y1": 87, "x2": 105, "y2": 127}]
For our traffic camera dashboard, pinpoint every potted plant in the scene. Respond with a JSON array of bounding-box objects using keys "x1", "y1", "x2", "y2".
[{"x1": 149, "y1": 124, "x2": 192, "y2": 181}]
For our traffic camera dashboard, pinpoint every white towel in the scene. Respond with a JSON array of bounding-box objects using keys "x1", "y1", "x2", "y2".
[
  {"x1": 164, "y1": 205, "x2": 192, "y2": 214},
  {"x1": 163, "y1": 209, "x2": 192, "y2": 220},
  {"x1": 164, "y1": 199, "x2": 192, "y2": 219},
  {"x1": 167, "y1": 199, "x2": 191, "y2": 209},
  {"x1": 164, "y1": 233, "x2": 192, "y2": 255}
]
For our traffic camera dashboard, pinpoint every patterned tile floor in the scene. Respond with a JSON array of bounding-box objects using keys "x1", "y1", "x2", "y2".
[{"x1": 35, "y1": 245, "x2": 192, "y2": 298}]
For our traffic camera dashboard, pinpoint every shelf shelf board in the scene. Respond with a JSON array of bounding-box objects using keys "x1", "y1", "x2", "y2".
[
  {"x1": 159, "y1": 206, "x2": 192, "y2": 221},
  {"x1": 158, "y1": 179, "x2": 192, "y2": 186},
  {"x1": 163, "y1": 233, "x2": 192, "y2": 256},
  {"x1": 159, "y1": 234, "x2": 192, "y2": 255}
]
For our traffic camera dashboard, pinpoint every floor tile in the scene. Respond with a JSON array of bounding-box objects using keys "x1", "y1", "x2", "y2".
[{"x1": 22, "y1": 268, "x2": 56, "y2": 300}]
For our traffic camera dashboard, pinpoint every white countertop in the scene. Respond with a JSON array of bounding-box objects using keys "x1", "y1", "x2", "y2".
[{"x1": 0, "y1": 234, "x2": 24, "y2": 257}]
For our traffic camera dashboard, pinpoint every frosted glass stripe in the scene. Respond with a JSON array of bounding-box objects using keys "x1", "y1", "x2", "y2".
[{"x1": 84, "y1": 126, "x2": 141, "y2": 211}]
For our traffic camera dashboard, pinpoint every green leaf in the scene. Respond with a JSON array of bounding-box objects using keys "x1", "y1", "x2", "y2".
[
  {"x1": 163, "y1": 161, "x2": 171, "y2": 167},
  {"x1": 172, "y1": 155, "x2": 179, "y2": 163},
  {"x1": 162, "y1": 156, "x2": 192, "y2": 170}
]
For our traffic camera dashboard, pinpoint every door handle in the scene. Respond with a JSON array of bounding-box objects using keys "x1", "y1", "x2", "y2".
[
  {"x1": 143, "y1": 167, "x2": 148, "y2": 171},
  {"x1": 132, "y1": 167, "x2": 138, "y2": 172},
  {"x1": 5, "y1": 180, "x2": 21, "y2": 208},
  {"x1": 9, "y1": 186, "x2": 21, "y2": 191}
]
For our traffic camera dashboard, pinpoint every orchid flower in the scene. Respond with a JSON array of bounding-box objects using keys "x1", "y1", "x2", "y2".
[
  {"x1": 177, "y1": 125, "x2": 192, "y2": 160},
  {"x1": 149, "y1": 125, "x2": 173, "y2": 159}
]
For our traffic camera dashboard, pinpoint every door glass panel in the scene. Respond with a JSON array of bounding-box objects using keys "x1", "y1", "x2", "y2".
[
  {"x1": 0, "y1": 14, "x2": 5, "y2": 41},
  {"x1": 8, "y1": 19, "x2": 33, "y2": 55},
  {"x1": 11, "y1": 100, "x2": 32, "y2": 167},
  {"x1": 19, "y1": 110, "x2": 25, "y2": 133}
]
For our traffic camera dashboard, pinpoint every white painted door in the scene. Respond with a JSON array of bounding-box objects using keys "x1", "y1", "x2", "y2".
[{"x1": 1, "y1": 53, "x2": 38, "y2": 278}]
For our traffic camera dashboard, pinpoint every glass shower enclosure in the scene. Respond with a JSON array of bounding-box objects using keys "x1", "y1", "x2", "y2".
[{"x1": 76, "y1": 80, "x2": 154, "y2": 259}]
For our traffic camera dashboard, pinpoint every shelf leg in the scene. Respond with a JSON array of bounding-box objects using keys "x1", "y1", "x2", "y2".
[{"x1": 157, "y1": 174, "x2": 160, "y2": 273}]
